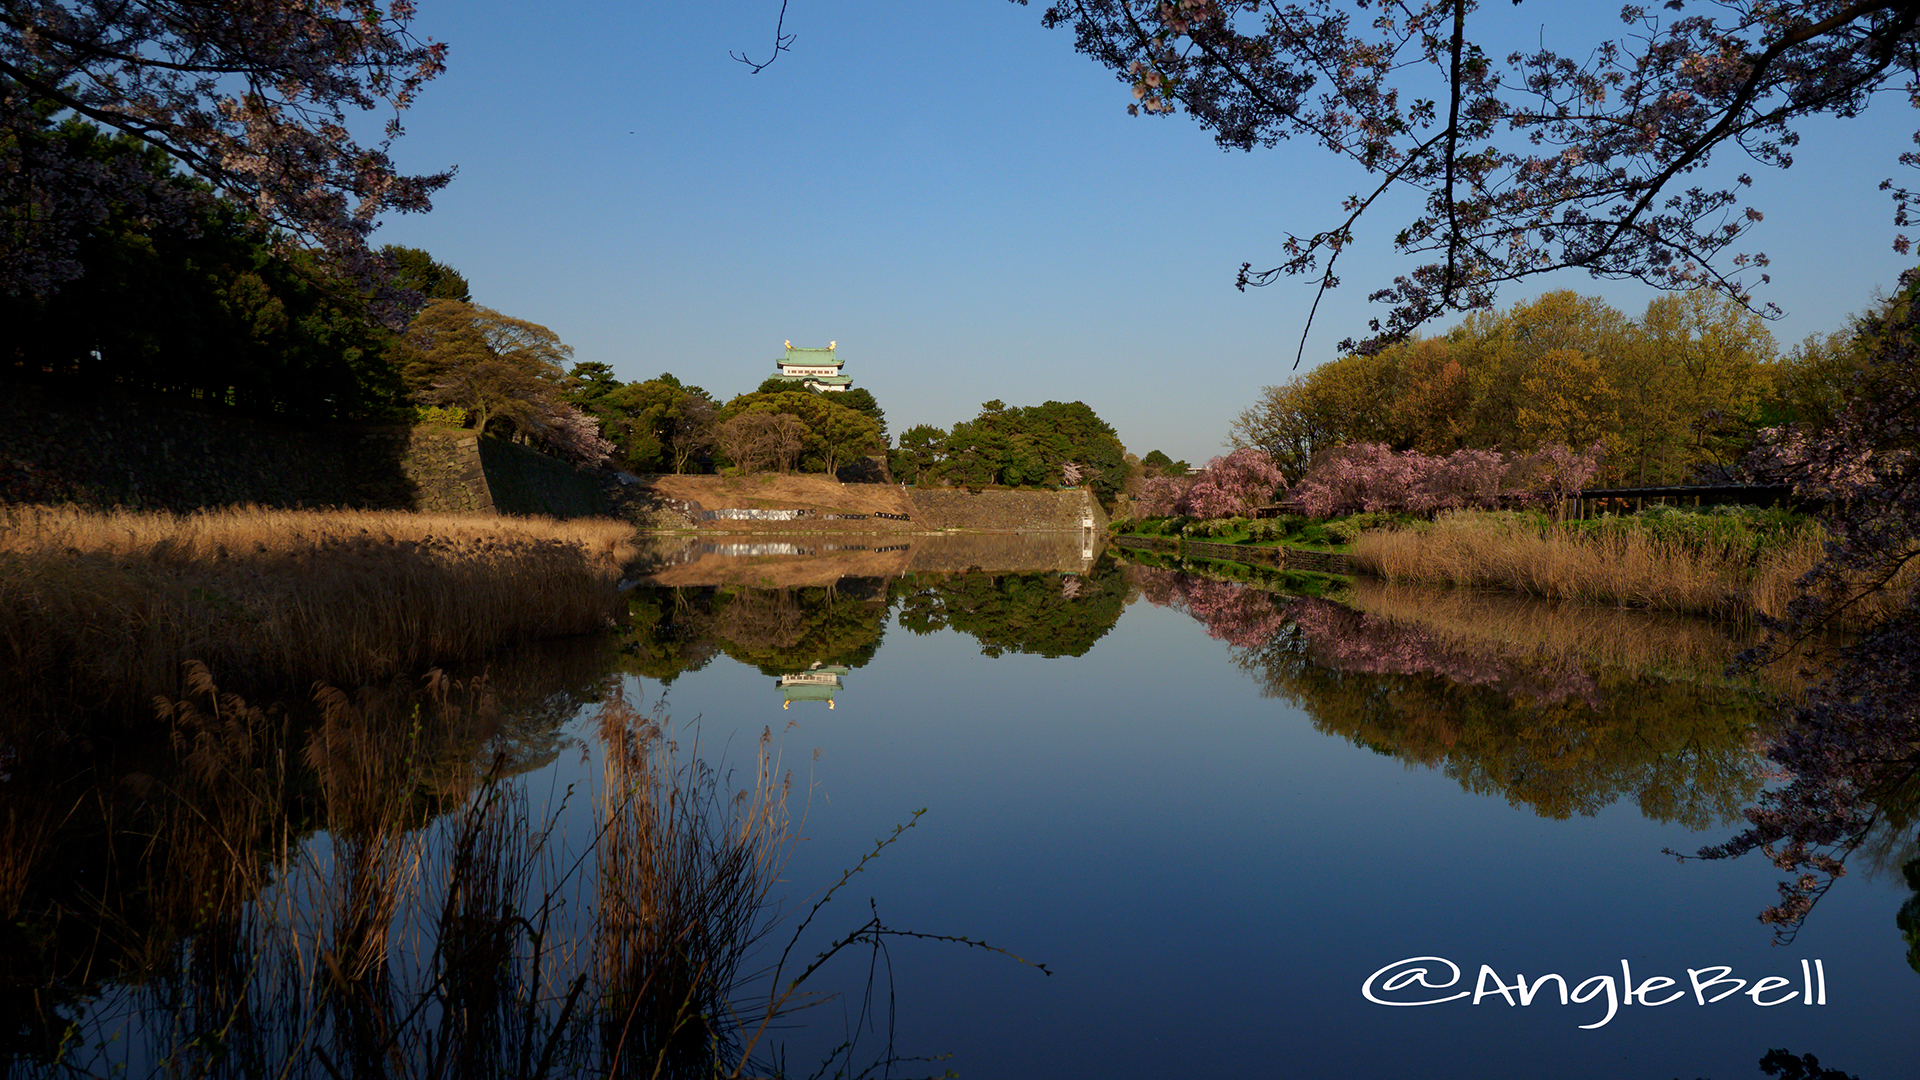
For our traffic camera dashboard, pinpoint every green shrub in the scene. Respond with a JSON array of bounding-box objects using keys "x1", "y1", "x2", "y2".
[
  {"x1": 413, "y1": 404, "x2": 468, "y2": 427},
  {"x1": 1557, "y1": 502, "x2": 1812, "y2": 558},
  {"x1": 1243, "y1": 519, "x2": 1286, "y2": 542},
  {"x1": 1322, "y1": 519, "x2": 1363, "y2": 545},
  {"x1": 1181, "y1": 516, "x2": 1251, "y2": 539}
]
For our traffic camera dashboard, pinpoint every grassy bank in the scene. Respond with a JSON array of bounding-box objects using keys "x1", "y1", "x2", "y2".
[
  {"x1": 1112, "y1": 511, "x2": 1379, "y2": 550},
  {"x1": 1348, "y1": 507, "x2": 1901, "y2": 624},
  {"x1": 1, "y1": 505, "x2": 639, "y2": 717}
]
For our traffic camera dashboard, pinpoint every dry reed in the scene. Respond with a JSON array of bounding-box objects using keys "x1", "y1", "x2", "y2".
[
  {"x1": 1349, "y1": 512, "x2": 1910, "y2": 627},
  {"x1": 593, "y1": 687, "x2": 794, "y2": 1075},
  {"x1": 22, "y1": 672, "x2": 806, "y2": 1078},
  {"x1": 9, "y1": 665, "x2": 1037, "y2": 1078},
  {"x1": 0, "y1": 504, "x2": 640, "y2": 717}
]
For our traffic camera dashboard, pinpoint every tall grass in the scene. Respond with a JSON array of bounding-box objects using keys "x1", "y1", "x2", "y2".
[
  {"x1": 0, "y1": 504, "x2": 640, "y2": 717},
  {"x1": 1348, "y1": 510, "x2": 1905, "y2": 626},
  {"x1": 593, "y1": 689, "x2": 793, "y2": 1074},
  {"x1": 12, "y1": 675, "x2": 787, "y2": 1078},
  {"x1": 5, "y1": 669, "x2": 1015, "y2": 1079}
]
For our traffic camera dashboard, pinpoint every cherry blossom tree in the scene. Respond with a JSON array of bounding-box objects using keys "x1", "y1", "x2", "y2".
[
  {"x1": 2, "y1": 0, "x2": 451, "y2": 302},
  {"x1": 1137, "y1": 473, "x2": 1191, "y2": 516},
  {"x1": 1023, "y1": 0, "x2": 1920, "y2": 351},
  {"x1": 1288, "y1": 442, "x2": 1605, "y2": 517},
  {"x1": 535, "y1": 402, "x2": 615, "y2": 467},
  {"x1": 1681, "y1": 269, "x2": 1920, "y2": 937},
  {"x1": 1175, "y1": 447, "x2": 1287, "y2": 518}
]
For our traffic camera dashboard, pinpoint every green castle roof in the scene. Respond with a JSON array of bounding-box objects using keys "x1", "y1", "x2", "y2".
[{"x1": 781, "y1": 344, "x2": 843, "y2": 367}]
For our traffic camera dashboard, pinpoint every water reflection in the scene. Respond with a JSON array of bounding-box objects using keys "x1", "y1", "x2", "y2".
[
  {"x1": 1123, "y1": 560, "x2": 1779, "y2": 829},
  {"x1": 0, "y1": 634, "x2": 622, "y2": 1054},
  {"x1": 623, "y1": 535, "x2": 1128, "y2": 670},
  {"x1": 620, "y1": 581, "x2": 888, "y2": 684},
  {"x1": 890, "y1": 565, "x2": 1125, "y2": 658},
  {"x1": 619, "y1": 548, "x2": 1779, "y2": 830},
  {"x1": 637, "y1": 531, "x2": 1101, "y2": 590},
  {"x1": 11, "y1": 539, "x2": 1917, "y2": 1078},
  {"x1": 1, "y1": 668, "x2": 942, "y2": 1078},
  {"x1": 776, "y1": 662, "x2": 849, "y2": 709}
]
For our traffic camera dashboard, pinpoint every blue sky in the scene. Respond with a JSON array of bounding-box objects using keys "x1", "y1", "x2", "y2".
[{"x1": 372, "y1": 1, "x2": 1920, "y2": 464}]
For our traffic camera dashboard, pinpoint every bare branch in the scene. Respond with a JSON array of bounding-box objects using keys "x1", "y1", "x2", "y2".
[{"x1": 731, "y1": 0, "x2": 796, "y2": 74}]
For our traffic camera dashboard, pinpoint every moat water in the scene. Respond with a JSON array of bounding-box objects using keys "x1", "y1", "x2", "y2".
[{"x1": 8, "y1": 540, "x2": 1917, "y2": 1079}]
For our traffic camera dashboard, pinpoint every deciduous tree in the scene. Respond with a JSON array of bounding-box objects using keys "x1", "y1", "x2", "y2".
[
  {"x1": 1024, "y1": 0, "x2": 1920, "y2": 349},
  {"x1": 1177, "y1": 448, "x2": 1286, "y2": 518},
  {"x1": 1234, "y1": 289, "x2": 1780, "y2": 483},
  {"x1": 400, "y1": 299, "x2": 608, "y2": 464},
  {"x1": 2, "y1": 1, "x2": 451, "y2": 303},
  {"x1": 724, "y1": 390, "x2": 882, "y2": 475},
  {"x1": 1686, "y1": 270, "x2": 1920, "y2": 937},
  {"x1": 716, "y1": 410, "x2": 809, "y2": 474}
]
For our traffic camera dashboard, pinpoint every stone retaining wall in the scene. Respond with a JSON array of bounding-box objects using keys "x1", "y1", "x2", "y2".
[
  {"x1": 478, "y1": 437, "x2": 611, "y2": 518},
  {"x1": 398, "y1": 428, "x2": 494, "y2": 513},
  {"x1": 0, "y1": 384, "x2": 617, "y2": 519},
  {"x1": 904, "y1": 488, "x2": 1107, "y2": 532},
  {"x1": 1283, "y1": 548, "x2": 1354, "y2": 575}
]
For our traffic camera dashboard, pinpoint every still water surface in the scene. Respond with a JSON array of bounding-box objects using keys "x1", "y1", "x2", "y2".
[
  {"x1": 584, "y1": 545, "x2": 1919, "y2": 1079},
  {"x1": 16, "y1": 538, "x2": 1920, "y2": 1078}
]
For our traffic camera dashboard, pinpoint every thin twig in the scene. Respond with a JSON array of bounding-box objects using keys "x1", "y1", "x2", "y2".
[{"x1": 731, "y1": 0, "x2": 795, "y2": 73}]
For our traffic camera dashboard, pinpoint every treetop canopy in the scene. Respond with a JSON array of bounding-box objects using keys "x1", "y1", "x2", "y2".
[{"x1": 2, "y1": 0, "x2": 451, "y2": 306}]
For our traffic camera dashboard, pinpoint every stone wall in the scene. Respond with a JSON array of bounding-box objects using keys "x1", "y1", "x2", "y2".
[
  {"x1": 398, "y1": 428, "x2": 494, "y2": 513},
  {"x1": 903, "y1": 531, "x2": 1099, "y2": 574},
  {"x1": 604, "y1": 482, "x2": 700, "y2": 530},
  {"x1": 0, "y1": 384, "x2": 614, "y2": 519},
  {"x1": 1, "y1": 385, "x2": 417, "y2": 511},
  {"x1": 1282, "y1": 547, "x2": 1354, "y2": 575},
  {"x1": 904, "y1": 488, "x2": 1108, "y2": 532},
  {"x1": 477, "y1": 437, "x2": 610, "y2": 518}
]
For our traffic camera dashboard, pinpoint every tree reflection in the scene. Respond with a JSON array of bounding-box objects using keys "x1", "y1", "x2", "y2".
[
  {"x1": 0, "y1": 637, "x2": 619, "y2": 1061},
  {"x1": 620, "y1": 580, "x2": 889, "y2": 680},
  {"x1": 620, "y1": 558, "x2": 1131, "y2": 669},
  {"x1": 1, "y1": 672, "x2": 996, "y2": 1078},
  {"x1": 1125, "y1": 564, "x2": 1777, "y2": 828},
  {"x1": 890, "y1": 557, "x2": 1127, "y2": 658}
]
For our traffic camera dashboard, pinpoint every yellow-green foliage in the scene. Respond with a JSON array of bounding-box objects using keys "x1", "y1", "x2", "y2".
[
  {"x1": 0, "y1": 504, "x2": 639, "y2": 716},
  {"x1": 1232, "y1": 289, "x2": 1782, "y2": 484}
]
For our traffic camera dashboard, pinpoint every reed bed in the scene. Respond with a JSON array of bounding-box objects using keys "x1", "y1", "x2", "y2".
[
  {"x1": 593, "y1": 689, "x2": 793, "y2": 1073},
  {"x1": 11, "y1": 673, "x2": 808, "y2": 1079},
  {"x1": 0, "y1": 504, "x2": 640, "y2": 716},
  {"x1": 1349, "y1": 511, "x2": 1907, "y2": 626}
]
